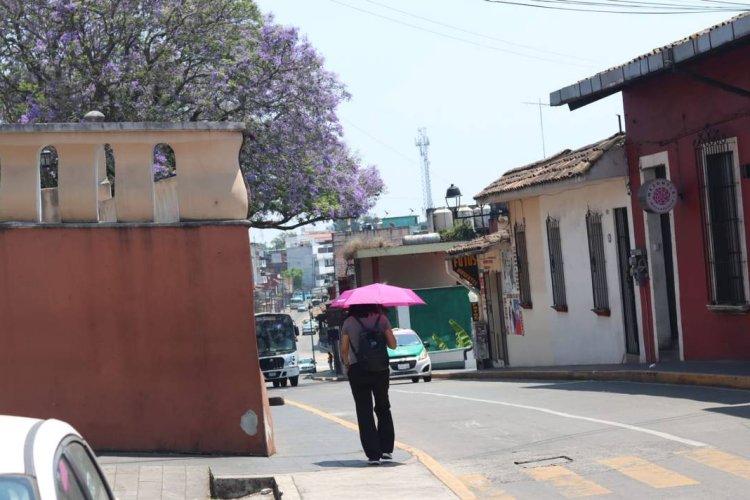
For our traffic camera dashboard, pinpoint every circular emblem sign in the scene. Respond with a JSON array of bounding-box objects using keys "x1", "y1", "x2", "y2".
[{"x1": 637, "y1": 178, "x2": 679, "y2": 214}]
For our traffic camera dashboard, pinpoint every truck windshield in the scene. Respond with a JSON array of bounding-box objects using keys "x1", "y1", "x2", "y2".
[{"x1": 255, "y1": 314, "x2": 296, "y2": 355}]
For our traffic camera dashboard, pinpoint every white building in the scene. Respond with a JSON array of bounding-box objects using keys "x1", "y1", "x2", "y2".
[
  {"x1": 475, "y1": 133, "x2": 641, "y2": 367},
  {"x1": 286, "y1": 231, "x2": 334, "y2": 290}
]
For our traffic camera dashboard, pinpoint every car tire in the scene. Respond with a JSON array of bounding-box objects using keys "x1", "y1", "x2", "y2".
[
  {"x1": 290, "y1": 376, "x2": 299, "y2": 387},
  {"x1": 281, "y1": 378, "x2": 288, "y2": 387},
  {"x1": 411, "y1": 377, "x2": 420, "y2": 383},
  {"x1": 272, "y1": 380, "x2": 280, "y2": 388},
  {"x1": 424, "y1": 375, "x2": 432, "y2": 382}
]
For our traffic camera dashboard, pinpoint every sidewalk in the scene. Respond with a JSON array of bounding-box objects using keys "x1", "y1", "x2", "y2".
[
  {"x1": 99, "y1": 360, "x2": 749, "y2": 499},
  {"x1": 313, "y1": 359, "x2": 750, "y2": 390},
  {"x1": 433, "y1": 359, "x2": 750, "y2": 390},
  {"x1": 98, "y1": 398, "x2": 459, "y2": 500}
]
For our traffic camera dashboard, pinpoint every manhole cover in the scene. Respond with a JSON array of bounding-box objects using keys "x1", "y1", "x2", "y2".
[{"x1": 514, "y1": 456, "x2": 572, "y2": 468}]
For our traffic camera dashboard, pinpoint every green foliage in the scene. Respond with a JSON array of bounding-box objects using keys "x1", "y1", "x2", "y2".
[
  {"x1": 439, "y1": 222, "x2": 477, "y2": 242},
  {"x1": 449, "y1": 319, "x2": 474, "y2": 349},
  {"x1": 281, "y1": 268, "x2": 303, "y2": 289},
  {"x1": 270, "y1": 233, "x2": 289, "y2": 250},
  {"x1": 430, "y1": 319, "x2": 473, "y2": 351},
  {"x1": 431, "y1": 333, "x2": 449, "y2": 351}
]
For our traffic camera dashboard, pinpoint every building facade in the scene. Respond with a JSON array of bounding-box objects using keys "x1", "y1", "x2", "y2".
[{"x1": 552, "y1": 13, "x2": 750, "y2": 362}]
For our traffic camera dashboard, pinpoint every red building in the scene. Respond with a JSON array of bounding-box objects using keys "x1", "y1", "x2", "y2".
[{"x1": 551, "y1": 14, "x2": 750, "y2": 362}]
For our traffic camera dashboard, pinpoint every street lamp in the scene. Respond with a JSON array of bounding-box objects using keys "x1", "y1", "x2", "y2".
[
  {"x1": 445, "y1": 183, "x2": 462, "y2": 212},
  {"x1": 308, "y1": 303, "x2": 317, "y2": 373}
]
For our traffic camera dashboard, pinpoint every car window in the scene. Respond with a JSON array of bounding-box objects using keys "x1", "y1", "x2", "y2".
[
  {"x1": 396, "y1": 333, "x2": 422, "y2": 346},
  {"x1": 63, "y1": 443, "x2": 111, "y2": 500},
  {"x1": 0, "y1": 476, "x2": 36, "y2": 500},
  {"x1": 55, "y1": 457, "x2": 86, "y2": 500}
]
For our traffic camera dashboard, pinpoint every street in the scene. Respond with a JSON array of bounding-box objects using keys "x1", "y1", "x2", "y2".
[{"x1": 271, "y1": 375, "x2": 750, "y2": 498}]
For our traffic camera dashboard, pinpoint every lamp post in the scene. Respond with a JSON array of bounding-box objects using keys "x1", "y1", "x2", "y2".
[
  {"x1": 445, "y1": 183, "x2": 462, "y2": 216},
  {"x1": 308, "y1": 303, "x2": 317, "y2": 373}
]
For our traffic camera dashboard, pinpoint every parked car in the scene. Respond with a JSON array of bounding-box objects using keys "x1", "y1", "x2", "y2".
[
  {"x1": 0, "y1": 415, "x2": 115, "y2": 499},
  {"x1": 299, "y1": 357, "x2": 317, "y2": 374},
  {"x1": 388, "y1": 328, "x2": 432, "y2": 383},
  {"x1": 302, "y1": 318, "x2": 318, "y2": 335}
]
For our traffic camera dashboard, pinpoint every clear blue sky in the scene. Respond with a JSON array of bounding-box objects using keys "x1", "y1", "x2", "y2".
[{"x1": 252, "y1": 0, "x2": 740, "y2": 243}]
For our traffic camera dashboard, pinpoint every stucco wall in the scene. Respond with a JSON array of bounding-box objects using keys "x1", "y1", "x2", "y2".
[
  {"x1": 622, "y1": 42, "x2": 750, "y2": 360},
  {"x1": 0, "y1": 224, "x2": 274, "y2": 455},
  {"x1": 507, "y1": 178, "x2": 635, "y2": 366},
  {"x1": 507, "y1": 197, "x2": 554, "y2": 366},
  {"x1": 360, "y1": 251, "x2": 457, "y2": 289}
]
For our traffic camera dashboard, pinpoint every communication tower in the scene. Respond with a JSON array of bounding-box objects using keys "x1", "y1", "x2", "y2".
[{"x1": 414, "y1": 128, "x2": 434, "y2": 212}]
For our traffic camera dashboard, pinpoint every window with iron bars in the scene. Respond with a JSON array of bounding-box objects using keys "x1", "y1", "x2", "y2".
[
  {"x1": 695, "y1": 131, "x2": 749, "y2": 307},
  {"x1": 586, "y1": 210, "x2": 610, "y2": 315},
  {"x1": 546, "y1": 216, "x2": 567, "y2": 311},
  {"x1": 514, "y1": 222, "x2": 532, "y2": 308}
]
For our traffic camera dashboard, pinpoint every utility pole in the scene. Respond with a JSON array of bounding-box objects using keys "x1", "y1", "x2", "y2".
[
  {"x1": 522, "y1": 99, "x2": 550, "y2": 158},
  {"x1": 415, "y1": 128, "x2": 434, "y2": 213}
]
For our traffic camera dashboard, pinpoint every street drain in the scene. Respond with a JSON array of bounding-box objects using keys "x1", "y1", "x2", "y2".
[
  {"x1": 514, "y1": 456, "x2": 572, "y2": 468},
  {"x1": 210, "y1": 472, "x2": 280, "y2": 499}
]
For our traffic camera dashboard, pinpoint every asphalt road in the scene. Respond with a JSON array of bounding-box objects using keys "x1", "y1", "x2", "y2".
[{"x1": 277, "y1": 375, "x2": 750, "y2": 498}]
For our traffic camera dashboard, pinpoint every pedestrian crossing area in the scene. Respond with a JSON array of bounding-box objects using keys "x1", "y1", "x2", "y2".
[{"x1": 459, "y1": 448, "x2": 750, "y2": 498}]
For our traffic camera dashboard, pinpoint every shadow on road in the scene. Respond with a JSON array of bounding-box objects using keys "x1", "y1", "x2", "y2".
[{"x1": 461, "y1": 377, "x2": 750, "y2": 407}]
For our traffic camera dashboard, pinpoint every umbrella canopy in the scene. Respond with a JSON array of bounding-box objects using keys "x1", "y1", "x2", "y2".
[{"x1": 330, "y1": 283, "x2": 426, "y2": 308}]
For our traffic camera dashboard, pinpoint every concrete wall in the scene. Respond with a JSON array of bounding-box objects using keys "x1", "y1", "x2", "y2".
[
  {"x1": 0, "y1": 122, "x2": 247, "y2": 223},
  {"x1": 0, "y1": 224, "x2": 274, "y2": 455},
  {"x1": 506, "y1": 178, "x2": 635, "y2": 366}
]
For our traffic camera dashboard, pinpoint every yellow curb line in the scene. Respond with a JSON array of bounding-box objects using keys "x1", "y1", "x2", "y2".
[{"x1": 286, "y1": 399, "x2": 476, "y2": 500}]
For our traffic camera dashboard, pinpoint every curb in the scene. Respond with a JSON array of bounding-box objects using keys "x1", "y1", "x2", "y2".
[
  {"x1": 431, "y1": 370, "x2": 750, "y2": 390},
  {"x1": 310, "y1": 374, "x2": 346, "y2": 382}
]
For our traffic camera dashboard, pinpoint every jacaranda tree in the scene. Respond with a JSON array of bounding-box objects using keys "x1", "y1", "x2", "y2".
[{"x1": 0, "y1": 0, "x2": 383, "y2": 229}]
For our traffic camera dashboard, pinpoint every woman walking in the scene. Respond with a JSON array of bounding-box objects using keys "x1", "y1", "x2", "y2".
[{"x1": 340, "y1": 303, "x2": 397, "y2": 465}]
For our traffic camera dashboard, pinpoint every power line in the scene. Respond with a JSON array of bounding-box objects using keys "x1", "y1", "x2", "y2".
[
  {"x1": 329, "y1": 0, "x2": 593, "y2": 65},
  {"x1": 342, "y1": 118, "x2": 419, "y2": 165},
  {"x1": 482, "y1": 0, "x2": 749, "y2": 14},
  {"x1": 363, "y1": 0, "x2": 593, "y2": 63}
]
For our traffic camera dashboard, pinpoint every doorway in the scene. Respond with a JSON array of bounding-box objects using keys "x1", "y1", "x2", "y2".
[
  {"x1": 614, "y1": 207, "x2": 639, "y2": 358},
  {"x1": 641, "y1": 161, "x2": 681, "y2": 361}
]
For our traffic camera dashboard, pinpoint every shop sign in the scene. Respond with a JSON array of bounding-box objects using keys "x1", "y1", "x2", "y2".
[
  {"x1": 451, "y1": 254, "x2": 479, "y2": 288},
  {"x1": 638, "y1": 178, "x2": 679, "y2": 214},
  {"x1": 471, "y1": 302, "x2": 480, "y2": 321}
]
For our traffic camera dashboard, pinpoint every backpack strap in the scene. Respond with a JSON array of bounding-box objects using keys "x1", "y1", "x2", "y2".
[{"x1": 349, "y1": 316, "x2": 364, "y2": 358}]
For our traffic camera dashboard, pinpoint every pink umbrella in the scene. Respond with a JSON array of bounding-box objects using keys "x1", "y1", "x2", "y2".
[{"x1": 330, "y1": 283, "x2": 426, "y2": 308}]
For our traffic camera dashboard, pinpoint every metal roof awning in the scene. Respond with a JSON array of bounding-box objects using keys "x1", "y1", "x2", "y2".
[{"x1": 550, "y1": 13, "x2": 750, "y2": 110}]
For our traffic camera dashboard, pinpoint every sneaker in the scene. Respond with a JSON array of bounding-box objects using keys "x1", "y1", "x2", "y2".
[
  {"x1": 381, "y1": 453, "x2": 393, "y2": 460},
  {"x1": 367, "y1": 459, "x2": 381, "y2": 466}
]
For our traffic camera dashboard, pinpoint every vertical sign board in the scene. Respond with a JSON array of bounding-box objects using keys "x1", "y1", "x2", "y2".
[{"x1": 451, "y1": 254, "x2": 479, "y2": 289}]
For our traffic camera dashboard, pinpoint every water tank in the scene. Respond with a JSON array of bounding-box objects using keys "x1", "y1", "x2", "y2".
[
  {"x1": 457, "y1": 206, "x2": 474, "y2": 228},
  {"x1": 403, "y1": 233, "x2": 441, "y2": 245},
  {"x1": 432, "y1": 207, "x2": 454, "y2": 231},
  {"x1": 473, "y1": 206, "x2": 491, "y2": 230}
]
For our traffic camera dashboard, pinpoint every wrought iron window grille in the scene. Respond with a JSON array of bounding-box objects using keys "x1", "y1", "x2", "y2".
[
  {"x1": 586, "y1": 210, "x2": 610, "y2": 316},
  {"x1": 546, "y1": 216, "x2": 567, "y2": 311},
  {"x1": 694, "y1": 128, "x2": 748, "y2": 307},
  {"x1": 514, "y1": 222, "x2": 533, "y2": 308}
]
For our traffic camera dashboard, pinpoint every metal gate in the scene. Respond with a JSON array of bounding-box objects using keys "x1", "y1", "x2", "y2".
[{"x1": 614, "y1": 207, "x2": 639, "y2": 355}]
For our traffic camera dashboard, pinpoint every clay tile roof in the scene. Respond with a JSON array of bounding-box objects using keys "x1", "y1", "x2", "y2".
[
  {"x1": 475, "y1": 133, "x2": 625, "y2": 202},
  {"x1": 447, "y1": 230, "x2": 510, "y2": 256}
]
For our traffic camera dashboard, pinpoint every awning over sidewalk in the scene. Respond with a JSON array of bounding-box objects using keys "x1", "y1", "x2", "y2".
[{"x1": 446, "y1": 230, "x2": 510, "y2": 257}]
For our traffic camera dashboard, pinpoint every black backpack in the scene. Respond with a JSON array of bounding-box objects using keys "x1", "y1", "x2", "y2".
[{"x1": 350, "y1": 315, "x2": 389, "y2": 372}]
